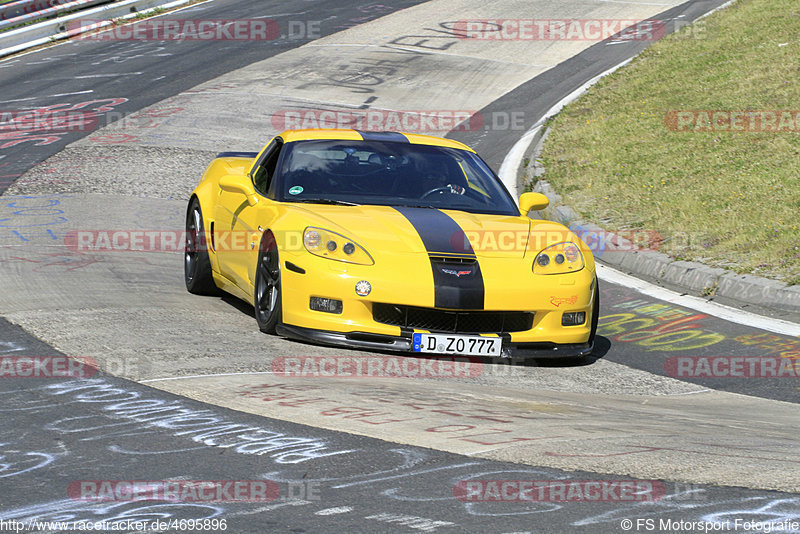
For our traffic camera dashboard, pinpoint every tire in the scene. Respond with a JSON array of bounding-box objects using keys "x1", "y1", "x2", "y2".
[
  {"x1": 184, "y1": 198, "x2": 219, "y2": 295},
  {"x1": 254, "y1": 233, "x2": 282, "y2": 334},
  {"x1": 588, "y1": 277, "x2": 600, "y2": 346}
]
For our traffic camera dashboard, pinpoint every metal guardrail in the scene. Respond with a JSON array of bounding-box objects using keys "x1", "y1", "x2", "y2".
[
  {"x1": 0, "y1": 0, "x2": 113, "y2": 31},
  {"x1": 0, "y1": 0, "x2": 193, "y2": 57},
  {"x1": 0, "y1": 0, "x2": 63, "y2": 20}
]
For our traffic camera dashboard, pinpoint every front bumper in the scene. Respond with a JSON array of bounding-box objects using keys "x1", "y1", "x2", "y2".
[
  {"x1": 278, "y1": 250, "x2": 597, "y2": 356},
  {"x1": 276, "y1": 324, "x2": 594, "y2": 359}
]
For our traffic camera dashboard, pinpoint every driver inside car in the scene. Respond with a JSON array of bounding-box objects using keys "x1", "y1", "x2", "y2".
[{"x1": 417, "y1": 156, "x2": 468, "y2": 198}]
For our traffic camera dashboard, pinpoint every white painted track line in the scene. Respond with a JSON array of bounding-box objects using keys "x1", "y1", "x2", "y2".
[
  {"x1": 597, "y1": 263, "x2": 800, "y2": 337},
  {"x1": 498, "y1": 58, "x2": 633, "y2": 197}
]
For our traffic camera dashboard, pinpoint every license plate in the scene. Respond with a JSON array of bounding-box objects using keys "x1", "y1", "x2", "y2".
[{"x1": 412, "y1": 333, "x2": 501, "y2": 356}]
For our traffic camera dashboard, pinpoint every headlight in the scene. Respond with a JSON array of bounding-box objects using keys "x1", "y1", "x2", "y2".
[
  {"x1": 533, "y1": 242, "x2": 584, "y2": 274},
  {"x1": 303, "y1": 227, "x2": 374, "y2": 265}
]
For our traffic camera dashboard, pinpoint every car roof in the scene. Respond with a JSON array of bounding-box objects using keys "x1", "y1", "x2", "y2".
[{"x1": 277, "y1": 129, "x2": 476, "y2": 153}]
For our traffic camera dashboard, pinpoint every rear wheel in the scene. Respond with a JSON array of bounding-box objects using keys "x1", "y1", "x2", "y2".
[
  {"x1": 184, "y1": 198, "x2": 219, "y2": 295},
  {"x1": 254, "y1": 234, "x2": 282, "y2": 334}
]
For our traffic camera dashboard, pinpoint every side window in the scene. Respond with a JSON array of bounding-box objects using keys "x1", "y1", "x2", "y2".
[{"x1": 252, "y1": 139, "x2": 283, "y2": 196}]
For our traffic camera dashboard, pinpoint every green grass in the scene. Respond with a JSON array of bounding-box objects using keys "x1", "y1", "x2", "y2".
[{"x1": 535, "y1": 0, "x2": 800, "y2": 284}]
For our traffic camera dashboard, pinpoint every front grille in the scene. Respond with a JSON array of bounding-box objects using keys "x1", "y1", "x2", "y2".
[{"x1": 373, "y1": 303, "x2": 534, "y2": 334}]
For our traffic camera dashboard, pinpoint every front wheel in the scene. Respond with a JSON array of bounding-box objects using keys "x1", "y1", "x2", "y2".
[
  {"x1": 254, "y1": 234, "x2": 282, "y2": 334},
  {"x1": 588, "y1": 277, "x2": 600, "y2": 347}
]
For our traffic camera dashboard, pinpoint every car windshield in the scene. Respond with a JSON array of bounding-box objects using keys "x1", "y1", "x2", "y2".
[{"x1": 276, "y1": 139, "x2": 520, "y2": 216}]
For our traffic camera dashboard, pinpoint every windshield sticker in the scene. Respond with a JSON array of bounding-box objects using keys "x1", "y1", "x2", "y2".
[{"x1": 289, "y1": 186, "x2": 304, "y2": 195}]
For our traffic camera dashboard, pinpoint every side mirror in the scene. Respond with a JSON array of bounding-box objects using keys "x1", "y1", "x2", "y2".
[
  {"x1": 519, "y1": 192, "x2": 549, "y2": 215},
  {"x1": 219, "y1": 175, "x2": 258, "y2": 207}
]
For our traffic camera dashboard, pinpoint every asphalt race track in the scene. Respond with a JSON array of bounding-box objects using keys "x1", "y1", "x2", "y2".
[
  {"x1": 0, "y1": 0, "x2": 428, "y2": 192},
  {"x1": 1, "y1": 325, "x2": 798, "y2": 533},
  {"x1": 1, "y1": 0, "x2": 799, "y2": 532}
]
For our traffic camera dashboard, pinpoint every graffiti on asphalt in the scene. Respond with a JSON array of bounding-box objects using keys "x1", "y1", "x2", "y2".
[{"x1": 599, "y1": 298, "x2": 726, "y2": 351}]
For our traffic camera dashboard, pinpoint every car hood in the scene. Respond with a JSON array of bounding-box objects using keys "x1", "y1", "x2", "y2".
[{"x1": 285, "y1": 204, "x2": 574, "y2": 258}]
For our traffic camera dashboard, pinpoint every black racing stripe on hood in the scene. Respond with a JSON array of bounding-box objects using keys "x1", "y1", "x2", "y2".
[
  {"x1": 394, "y1": 207, "x2": 484, "y2": 310},
  {"x1": 393, "y1": 207, "x2": 473, "y2": 255},
  {"x1": 356, "y1": 131, "x2": 409, "y2": 143}
]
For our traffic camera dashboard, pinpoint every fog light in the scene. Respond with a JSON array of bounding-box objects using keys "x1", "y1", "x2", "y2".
[
  {"x1": 562, "y1": 311, "x2": 586, "y2": 326},
  {"x1": 310, "y1": 297, "x2": 343, "y2": 314}
]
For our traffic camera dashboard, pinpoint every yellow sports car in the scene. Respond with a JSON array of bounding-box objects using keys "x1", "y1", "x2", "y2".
[{"x1": 185, "y1": 129, "x2": 598, "y2": 359}]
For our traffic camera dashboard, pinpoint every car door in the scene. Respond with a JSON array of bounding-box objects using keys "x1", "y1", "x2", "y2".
[{"x1": 216, "y1": 138, "x2": 283, "y2": 292}]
